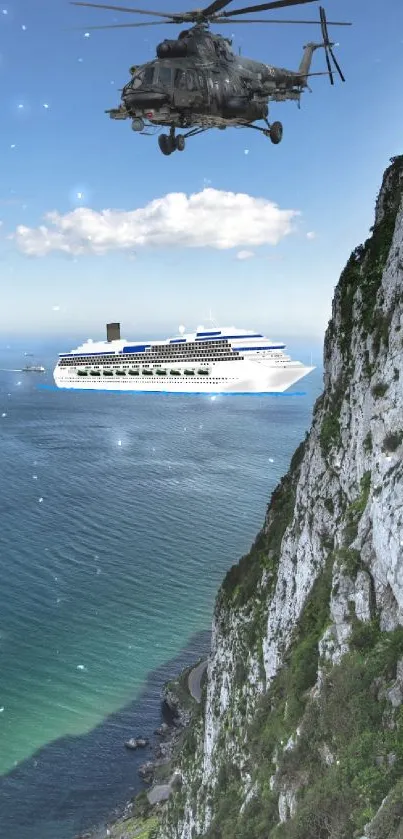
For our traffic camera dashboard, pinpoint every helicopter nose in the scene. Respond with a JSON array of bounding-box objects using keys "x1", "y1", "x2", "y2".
[{"x1": 123, "y1": 90, "x2": 168, "y2": 112}]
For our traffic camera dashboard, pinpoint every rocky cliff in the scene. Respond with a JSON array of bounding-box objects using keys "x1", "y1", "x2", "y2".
[{"x1": 159, "y1": 154, "x2": 403, "y2": 839}]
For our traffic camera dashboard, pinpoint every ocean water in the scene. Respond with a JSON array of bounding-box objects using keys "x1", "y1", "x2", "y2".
[{"x1": 0, "y1": 338, "x2": 323, "y2": 839}]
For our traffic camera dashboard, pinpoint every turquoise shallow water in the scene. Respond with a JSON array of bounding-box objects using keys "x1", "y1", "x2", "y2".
[{"x1": 0, "y1": 338, "x2": 323, "y2": 838}]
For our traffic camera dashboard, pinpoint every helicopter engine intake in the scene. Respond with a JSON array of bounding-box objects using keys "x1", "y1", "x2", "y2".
[{"x1": 157, "y1": 40, "x2": 188, "y2": 59}]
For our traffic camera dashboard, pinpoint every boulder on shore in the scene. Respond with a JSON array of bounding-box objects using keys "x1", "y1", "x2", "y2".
[
  {"x1": 138, "y1": 761, "x2": 155, "y2": 783},
  {"x1": 162, "y1": 685, "x2": 191, "y2": 728},
  {"x1": 154, "y1": 741, "x2": 172, "y2": 760},
  {"x1": 154, "y1": 722, "x2": 170, "y2": 736},
  {"x1": 124, "y1": 736, "x2": 149, "y2": 750}
]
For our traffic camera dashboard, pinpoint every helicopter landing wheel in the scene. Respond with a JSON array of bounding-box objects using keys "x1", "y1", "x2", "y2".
[
  {"x1": 175, "y1": 134, "x2": 185, "y2": 152},
  {"x1": 269, "y1": 121, "x2": 283, "y2": 145},
  {"x1": 158, "y1": 133, "x2": 175, "y2": 156}
]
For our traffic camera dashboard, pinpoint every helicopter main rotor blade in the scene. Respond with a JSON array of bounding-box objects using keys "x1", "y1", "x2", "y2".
[
  {"x1": 71, "y1": 0, "x2": 351, "y2": 29},
  {"x1": 70, "y1": 2, "x2": 179, "y2": 18},
  {"x1": 218, "y1": 0, "x2": 316, "y2": 17},
  {"x1": 74, "y1": 20, "x2": 176, "y2": 28},
  {"x1": 214, "y1": 16, "x2": 351, "y2": 24},
  {"x1": 202, "y1": 0, "x2": 235, "y2": 16}
]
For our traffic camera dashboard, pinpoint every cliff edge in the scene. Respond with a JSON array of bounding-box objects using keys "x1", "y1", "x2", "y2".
[{"x1": 158, "y1": 155, "x2": 403, "y2": 839}]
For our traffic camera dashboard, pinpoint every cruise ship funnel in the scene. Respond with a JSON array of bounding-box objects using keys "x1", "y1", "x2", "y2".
[{"x1": 107, "y1": 322, "x2": 120, "y2": 342}]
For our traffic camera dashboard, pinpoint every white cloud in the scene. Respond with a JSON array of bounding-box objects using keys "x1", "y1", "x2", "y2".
[
  {"x1": 236, "y1": 249, "x2": 255, "y2": 260},
  {"x1": 13, "y1": 188, "x2": 299, "y2": 257},
  {"x1": 306, "y1": 231, "x2": 316, "y2": 240}
]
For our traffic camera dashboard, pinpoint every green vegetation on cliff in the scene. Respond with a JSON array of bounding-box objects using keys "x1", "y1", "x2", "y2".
[
  {"x1": 220, "y1": 438, "x2": 307, "y2": 609},
  {"x1": 274, "y1": 625, "x2": 403, "y2": 839},
  {"x1": 202, "y1": 612, "x2": 403, "y2": 839},
  {"x1": 202, "y1": 560, "x2": 333, "y2": 839},
  {"x1": 334, "y1": 154, "x2": 403, "y2": 363},
  {"x1": 320, "y1": 155, "x2": 403, "y2": 460},
  {"x1": 215, "y1": 437, "x2": 308, "y2": 670},
  {"x1": 105, "y1": 814, "x2": 159, "y2": 839}
]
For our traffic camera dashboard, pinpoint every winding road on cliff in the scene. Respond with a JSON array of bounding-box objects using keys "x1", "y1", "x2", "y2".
[
  {"x1": 146, "y1": 660, "x2": 208, "y2": 807},
  {"x1": 188, "y1": 659, "x2": 208, "y2": 703}
]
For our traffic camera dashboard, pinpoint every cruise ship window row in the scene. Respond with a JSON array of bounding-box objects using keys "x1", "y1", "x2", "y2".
[
  {"x1": 61, "y1": 352, "x2": 234, "y2": 364},
  {"x1": 62, "y1": 363, "x2": 245, "y2": 373},
  {"x1": 140, "y1": 352, "x2": 231, "y2": 358},
  {"x1": 151, "y1": 345, "x2": 230, "y2": 353},
  {"x1": 155, "y1": 342, "x2": 229, "y2": 347},
  {"x1": 60, "y1": 352, "x2": 270, "y2": 361},
  {"x1": 69, "y1": 373, "x2": 235, "y2": 381},
  {"x1": 61, "y1": 360, "x2": 244, "y2": 371},
  {"x1": 60, "y1": 340, "x2": 282, "y2": 364},
  {"x1": 60, "y1": 354, "x2": 244, "y2": 367},
  {"x1": 60, "y1": 346, "x2": 242, "y2": 364}
]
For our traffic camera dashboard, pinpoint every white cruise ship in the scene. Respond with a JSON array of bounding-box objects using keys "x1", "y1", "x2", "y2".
[{"x1": 53, "y1": 323, "x2": 314, "y2": 394}]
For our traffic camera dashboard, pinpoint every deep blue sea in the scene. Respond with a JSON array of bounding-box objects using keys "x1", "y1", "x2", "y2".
[{"x1": 0, "y1": 337, "x2": 323, "y2": 839}]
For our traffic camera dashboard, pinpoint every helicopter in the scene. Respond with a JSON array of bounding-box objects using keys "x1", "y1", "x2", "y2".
[{"x1": 71, "y1": 0, "x2": 351, "y2": 156}]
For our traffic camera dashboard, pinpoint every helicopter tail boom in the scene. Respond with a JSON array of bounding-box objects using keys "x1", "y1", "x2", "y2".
[{"x1": 297, "y1": 41, "x2": 322, "y2": 81}]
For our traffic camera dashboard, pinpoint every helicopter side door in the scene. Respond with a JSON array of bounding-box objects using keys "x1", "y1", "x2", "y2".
[
  {"x1": 196, "y1": 71, "x2": 209, "y2": 111},
  {"x1": 173, "y1": 69, "x2": 204, "y2": 110},
  {"x1": 205, "y1": 70, "x2": 222, "y2": 114}
]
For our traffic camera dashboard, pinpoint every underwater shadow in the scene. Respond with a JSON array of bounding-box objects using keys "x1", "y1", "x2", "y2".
[{"x1": 0, "y1": 629, "x2": 211, "y2": 839}]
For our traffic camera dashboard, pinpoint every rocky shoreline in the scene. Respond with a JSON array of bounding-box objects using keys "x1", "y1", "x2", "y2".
[{"x1": 76, "y1": 659, "x2": 206, "y2": 839}]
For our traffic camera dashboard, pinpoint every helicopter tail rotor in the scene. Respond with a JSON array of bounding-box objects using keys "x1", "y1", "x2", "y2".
[{"x1": 319, "y1": 5, "x2": 345, "y2": 84}]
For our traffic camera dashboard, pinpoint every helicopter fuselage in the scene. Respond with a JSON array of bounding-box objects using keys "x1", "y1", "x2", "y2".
[{"x1": 111, "y1": 25, "x2": 305, "y2": 132}]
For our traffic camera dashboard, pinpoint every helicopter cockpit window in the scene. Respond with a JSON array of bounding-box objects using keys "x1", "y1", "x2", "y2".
[
  {"x1": 131, "y1": 65, "x2": 155, "y2": 89},
  {"x1": 158, "y1": 66, "x2": 172, "y2": 88},
  {"x1": 143, "y1": 65, "x2": 155, "y2": 85},
  {"x1": 131, "y1": 71, "x2": 144, "y2": 89}
]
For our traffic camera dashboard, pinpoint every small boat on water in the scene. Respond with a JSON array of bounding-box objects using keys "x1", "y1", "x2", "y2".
[{"x1": 22, "y1": 365, "x2": 46, "y2": 373}]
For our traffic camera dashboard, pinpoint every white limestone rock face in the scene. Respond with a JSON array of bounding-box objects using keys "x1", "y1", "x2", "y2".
[
  {"x1": 354, "y1": 570, "x2": 373, "y2": 623},
  {"x1": 278, "y1": 784, "x2": 299, "y2": 823},
  {"x1": 262, "y1": 178, "x2": 403, "y2": 691},
  {"x1": 160, "y1": 157, "x2": 403, "y2": 839},
  {"x1": 202, "y1": 607, "x2": 264, "y2": 783},
  {"x1": 163, "y1": 602, "x2": 266, "y2": 839}
]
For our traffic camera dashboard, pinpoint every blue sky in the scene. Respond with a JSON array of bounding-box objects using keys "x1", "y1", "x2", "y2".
[{"x1": 0, "y1": 0, "x2": 402, "y2": 343}]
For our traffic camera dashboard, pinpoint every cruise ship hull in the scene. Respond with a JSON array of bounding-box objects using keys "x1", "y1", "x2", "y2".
[{"x1": 53, "y1": 361, "x2": 314, "y2": 394}]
